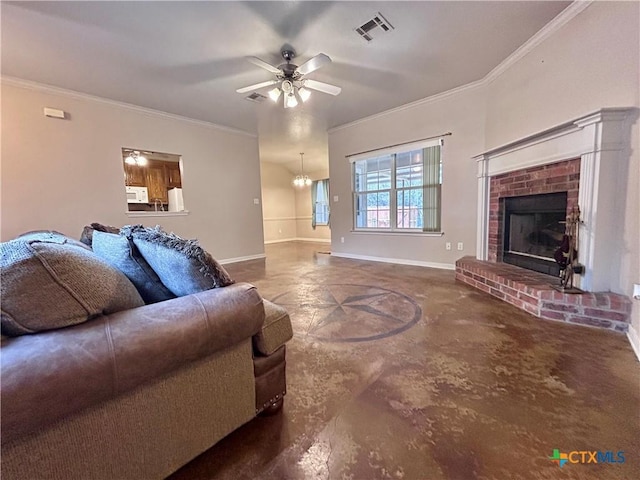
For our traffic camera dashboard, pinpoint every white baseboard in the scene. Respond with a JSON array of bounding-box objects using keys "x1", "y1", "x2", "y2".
[
  {"x1": 295, "y1": 237, "x2": 331, "y2": 244},
  {"x1": 264, "y1": 238, "x2": 297, "y2": 245},
  {"x1": 219, "y1": 253, "x2": 266, "y2": 265},
  {"x1": 331, "y1": 252, "x2": 455, "y2": 270},
  {"x1": 264, "y1": 237, "x2": 331, "y2": 245},
  {"x1": 627, "y1": 324, "x2": 640, "y2": 362}
]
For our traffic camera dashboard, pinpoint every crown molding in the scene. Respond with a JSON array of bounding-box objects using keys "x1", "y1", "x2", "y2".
[
  {"x1": 484, "y1": 0, "x2": 593, "y2": 83},
  {"x1": 328, "y1": 78, "x2": 485, "y2": 133},
  {"x1": 330, "y1": 0, "x2": 593, "y2": 133},
  {"x1": 0, "y1": 76, "x2": 257, "y2": 138}
]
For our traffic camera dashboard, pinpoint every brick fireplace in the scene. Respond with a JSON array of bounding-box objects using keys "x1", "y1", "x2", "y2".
[
  {"x1": 456, "y1": 109, "x2": 634, "y2": 332},
  {"x1": 489, "y1": 158, "x2": 580, "y2": 274}
]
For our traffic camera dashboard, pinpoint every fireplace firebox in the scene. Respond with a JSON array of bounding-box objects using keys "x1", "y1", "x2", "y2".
[{"x1": 502, "y1": 192, "x2": 567, "y2": 276}]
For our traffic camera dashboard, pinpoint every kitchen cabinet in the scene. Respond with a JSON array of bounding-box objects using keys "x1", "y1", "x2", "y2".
[
  {"x1": 166, "y1": 162, "x2": 182, "y2": 188},
  {"x1": 124, "y1": 163, "x2": 146, "y2": 187},
  {"x1": 123, "y1": 158, "x2": 182, "y2": 204},
  {"x1": 146, "y1": 161, "x2": 168, "y2": 204}
]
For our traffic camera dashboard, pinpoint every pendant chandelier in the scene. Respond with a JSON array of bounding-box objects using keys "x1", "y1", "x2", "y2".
[{"x1": 293, "y1": 152, "x2": 312, "y2": 187}]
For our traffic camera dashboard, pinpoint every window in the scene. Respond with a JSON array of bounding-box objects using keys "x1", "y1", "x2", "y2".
[
  {"x1": 312, "y1": 179, "x2": 330, "y2": 228},
  {"x1": 352, "y1": 140, "x2": 442, "y2": 232},
  {"x1": 122, "y1": 148, "x2": 186, "y2": 213}
]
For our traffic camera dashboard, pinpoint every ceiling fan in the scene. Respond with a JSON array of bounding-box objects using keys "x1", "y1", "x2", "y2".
[{"x1": 236, "y1": 49, "x2": 342, "y2": 108}]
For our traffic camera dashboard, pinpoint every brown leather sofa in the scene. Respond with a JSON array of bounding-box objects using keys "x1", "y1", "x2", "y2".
[{"x1": 1, "y1": 282, "x2": 293, "y2": 479}]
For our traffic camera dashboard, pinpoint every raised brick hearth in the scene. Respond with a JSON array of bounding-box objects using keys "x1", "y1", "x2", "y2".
[{"x1": 455, "y1": 257, "x2": 631, "y2": 333}]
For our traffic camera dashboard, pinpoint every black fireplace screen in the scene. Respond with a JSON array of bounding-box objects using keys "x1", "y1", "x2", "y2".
[{"x1": 503, "y1": 192, "x2": 567, "y2": 276}]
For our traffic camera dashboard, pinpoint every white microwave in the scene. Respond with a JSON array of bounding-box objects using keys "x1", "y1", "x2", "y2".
[{"x1": 126, "y1": 186, "x2": 149, "y2": 204}]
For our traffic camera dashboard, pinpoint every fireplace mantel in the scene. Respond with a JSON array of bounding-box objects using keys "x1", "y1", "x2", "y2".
[{"x1": 473, "y1": 108, "x2": 635, "y2": 292}]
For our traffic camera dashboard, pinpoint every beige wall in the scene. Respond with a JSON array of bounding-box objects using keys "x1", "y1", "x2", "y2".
[
  {"x1": 484, "y1": 1, "x2": 640, "y2": 354},
  {"x1": 1, "y1": 82, "x2": 265, "y2": 262},
  {"x1": 260, "y1": 162, "x2": 331, "y2": 244},
  {"x1": 484, "y1": 1, "x2": 639, "y2": 150},
  {"x1": 328, "y1": 1, "x2": 639, "y2": 352},
  {"x1": 260, "y1": 162, "x2": 297, "y2": 243},
  {"x1": 328, "y1": 85, "x2": 486, "y2": 268}
]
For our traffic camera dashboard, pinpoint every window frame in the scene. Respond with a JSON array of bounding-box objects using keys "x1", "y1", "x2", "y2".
[{"x1": 350, "y1": 138, "x2": 443, "y2": 234}]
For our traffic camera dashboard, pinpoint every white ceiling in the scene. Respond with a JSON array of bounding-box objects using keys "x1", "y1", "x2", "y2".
[{"x1": 1, "y1": 1, "x2": 571, "y2": 173}]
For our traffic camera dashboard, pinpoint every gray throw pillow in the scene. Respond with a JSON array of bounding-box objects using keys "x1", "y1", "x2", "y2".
[
  {"x1": 92, "y1": 230, "x2": 175, "y2": 304},
  {"x1": 122, "y1": 225, "x2": 234, "y2": 297},
  {"x1": 0, "y1": 234, "x2": 145, "y2": 336}
]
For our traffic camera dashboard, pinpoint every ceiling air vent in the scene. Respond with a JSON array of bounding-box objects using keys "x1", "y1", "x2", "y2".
[
  {"x1": 245, "y1": 92, "x2": 267, "y2": 103},
  {"x1": 355, "y1": 12, "x2": 394, "y2": 42}
]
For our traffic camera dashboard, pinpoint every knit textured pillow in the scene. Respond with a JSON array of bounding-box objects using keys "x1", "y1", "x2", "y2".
[
  {"x1": 1, "y1": 234, "x2": 144, "y2": 336},
  {"x1": 122, "y1": 225, "x2": 234, "y2": 297},
  {"x1": 92, "y1": 230, "x2": 175, "y2": 304}
]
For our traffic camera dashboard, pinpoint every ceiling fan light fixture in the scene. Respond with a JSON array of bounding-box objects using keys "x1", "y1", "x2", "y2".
[
  {"x1": 298, "y1": 87, "x2": 311, "y2": 102},
  {"x1": 268, "y1": 87, "x2": 282, "y2": 102},
  {"x1": 285, "y1": 93, "x2": 298, "y2": 108},
  {"x1": 281, "y1": 80, "x2": 294, "y2": 94}
]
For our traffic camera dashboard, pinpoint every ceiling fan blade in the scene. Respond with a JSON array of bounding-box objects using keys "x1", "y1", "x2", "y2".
[
  {"x1": 303, "y1": 79, "x2": 342, "y2": 96},
  {"x1": 235, "y1": 80, "x2": 278, "y2": 94},
  {"x1": 246, "y1": 56, "x2": 282, "y2": 74},
  {"x1": 296, "y1": 53, "x2": 332, "y2": 76}
]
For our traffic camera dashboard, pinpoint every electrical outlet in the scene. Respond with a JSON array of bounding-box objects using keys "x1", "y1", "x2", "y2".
[
  {"x1": 253, "y1": 198, "x2": 260, "y2": 205},
  {"x1": 445, "y1": 242, "x2": 452, "y2": 251},
  {"x1": 333, "y1": 195, "x2": 339, "y2": 202},
  {"x1": 457, "y1": 242, "x2": 464, "y2": 251},
  {"x1": 340, "y1": 236, "x2": 345, "y2": 244}
]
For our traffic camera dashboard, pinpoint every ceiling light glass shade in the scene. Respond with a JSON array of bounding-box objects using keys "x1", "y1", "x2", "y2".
[
  {"x1": 285, "y1": 93, "x2": 298, "y2": 108},
  {"x1": 298, "y1": 87, "x2": 311, "y2": 102},
  {"x1": 281, "y1": 80, "x2": 294, "y2": 94},
  {"x1": 125, "y1": 155, "x2": 137, "y2": 165},
  {"x1": 137, "y1": 155, "x2": 148, "y2": 166},
  {"x1": 292, "y1": 174, "x2": 311, "y2": 187},
  {"x1": 268, "y1": 87, "x2": 282, "y2": 102}
]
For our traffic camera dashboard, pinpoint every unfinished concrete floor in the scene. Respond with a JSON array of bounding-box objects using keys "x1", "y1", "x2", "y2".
[{"x1": 170, "y1": 242, "x2": 639, "y2": 480}]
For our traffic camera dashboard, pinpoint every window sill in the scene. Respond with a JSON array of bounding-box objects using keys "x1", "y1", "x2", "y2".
[
  {"x1": 351, "y1": 229, "x2": 444, "y2": 237},
  {"x1": 125, "y1": 211, "x2": 190, "y2": 218}
]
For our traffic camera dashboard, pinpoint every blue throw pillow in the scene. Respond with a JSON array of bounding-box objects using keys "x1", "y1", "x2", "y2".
[
  {"x1": 122, "y1": 225, "x2": 234, "y2": 297},
  {"x1": 92, "y1": 230, "x2": 175, "y2": 304}
]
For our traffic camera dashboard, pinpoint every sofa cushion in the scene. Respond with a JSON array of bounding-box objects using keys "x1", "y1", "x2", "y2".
[
  {"x1": 0, "y1": 234, "x2": 145, "y2": 336},
  {"x1": 253, "y1": 300, "x2": 293, "y2": 355},
  {"x1": 1, "y1": 282, "x2": 265, "y2": 445},
  {"x1": 122, "y1": 225, "x2": 234, "y2": 297},
  {"x1": 92, "y1": 230, "x2": 176, "y2": 304}
]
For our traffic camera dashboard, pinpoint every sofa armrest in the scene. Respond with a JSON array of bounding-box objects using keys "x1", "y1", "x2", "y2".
[
  {"x1": 253, "y1": 300, "x2": 293, "y2": 356},
  {"x1": 1, "y1": 282, "x2": 264, "y2": 445}
]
